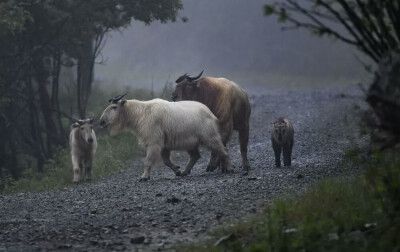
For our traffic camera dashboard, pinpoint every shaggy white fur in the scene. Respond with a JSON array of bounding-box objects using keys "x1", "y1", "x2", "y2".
[
  {"x1": 100, "y1": 98, "x2": 232, "y2": 181},
  {"x1": 69, "y1": 119, "x2": 97, "y2": 183}
]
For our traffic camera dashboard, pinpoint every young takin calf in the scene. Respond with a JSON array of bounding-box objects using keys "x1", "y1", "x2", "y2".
[
  {"x1": 271, "y1": 117, "x2": 294, "y2": 167},
  {"x1": 69, "y1": 119, "x2": 97, "y2": 183}
]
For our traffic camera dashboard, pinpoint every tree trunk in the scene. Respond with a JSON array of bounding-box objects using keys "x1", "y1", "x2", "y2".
[
  {"x1": 77, "y1": 38, "x2": 94, "y2": 119},
  {"x1": 367, "y1": 49, "x2": 400, "y2": 137},
  {"x1": 33, "y1": 54, "x2": 61, "y2": 154},
  {"x1": 27, "y1": 76, "x2": 47, "y2": 172},
  {"x1": 51, "y1": 51, "x2": 67, "y2": 147}
]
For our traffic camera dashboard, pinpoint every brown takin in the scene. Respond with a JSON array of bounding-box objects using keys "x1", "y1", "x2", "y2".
[
  {"x1": 271, "y1": 117, "x2": 294, "y2": 167},
  {"x1": 172, "y1": 70, "x2": 251, "y2": 171},
  {"x1": 69, "y1": 119, "x2": 97, "y2": 183}
]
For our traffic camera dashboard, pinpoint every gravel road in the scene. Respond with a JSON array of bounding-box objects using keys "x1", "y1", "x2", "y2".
[{"x1": 0, "y1": 85, "x2": 370, "y2": 251}]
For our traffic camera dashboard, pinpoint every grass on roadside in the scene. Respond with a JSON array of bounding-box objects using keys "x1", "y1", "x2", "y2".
[
  {"x1": 0, "y1": 82, "x2": 174, "y2": 195},
  {"x1": 0, "y1": 132, "x2": 140, "y2": 195},
  {"x1": 179, "y1": 150, "x2": 400, "y2": 252}
]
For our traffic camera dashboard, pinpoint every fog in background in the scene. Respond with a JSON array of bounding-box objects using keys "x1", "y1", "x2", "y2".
[{"x1": 95, "y1": 0, "x2": 368, "y2": 90}]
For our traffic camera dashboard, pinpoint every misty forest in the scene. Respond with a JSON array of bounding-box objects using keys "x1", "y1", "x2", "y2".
[{"x1": 0, "y1": 0, "x2": 400, "y2": 251}]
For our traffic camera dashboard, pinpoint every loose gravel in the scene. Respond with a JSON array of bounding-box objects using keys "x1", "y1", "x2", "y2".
[{"x1": 0, "y1": 85, "x2": 370, "y2": 251}]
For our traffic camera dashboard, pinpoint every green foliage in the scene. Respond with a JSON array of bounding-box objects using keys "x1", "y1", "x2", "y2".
[
  {"x1": 0, "y1": 132, "x2": 139, "y2": 195},
  {"x1": 181, "y1": 151, "x2": 400, "y2": 252},
  {"x1": 0, "y1": 0, "x2": 183, "y2": 184},
  {"x1": 278, "y1": 8, "x2": 287, "y2": 23},
  {"x1": 365, "y1": 152, "x2": 400, "y2": 223},
  {"x1": 264, "y1": 5, "x2": 288, "y2": 23},
  {"x1": 263, "y1": 5, "x2": 275, "y2": 16},
  {"x1": 263, "y1": 1, "x2": 400, "y2": 64},
  {"x1": 0, "y1": 1, "x2": 32, "y2": 35},
  {"x1": 0, "y1": 82, "x2": 172, "y2": 195}
]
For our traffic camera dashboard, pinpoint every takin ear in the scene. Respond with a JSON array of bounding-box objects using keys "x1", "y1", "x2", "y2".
[
  {"x1": 72, "y1": 122, "x2": 80, "y2": 128},
  {"x1": 120, "y1": 99, "x2": 127, "y2": 106},
  {"x1": 188, "y1": 81, "x2": 200, "y2": 88}
]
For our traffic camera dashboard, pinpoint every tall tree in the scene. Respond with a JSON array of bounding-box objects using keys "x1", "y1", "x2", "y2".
[
  {"x1": 264, "y1": 0, "x2": 400, "y2": 137},
  {"x1": 264, "y1": 0, "x2": 400, "y2": 64},
  {"x1": 0, "y1": 0, "x2": 183, "y2": 183}
]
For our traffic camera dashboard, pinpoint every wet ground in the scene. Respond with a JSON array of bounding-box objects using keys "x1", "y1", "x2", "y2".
[{"x1": 0, "y1": 86, "x2": 370, "y2": 251}]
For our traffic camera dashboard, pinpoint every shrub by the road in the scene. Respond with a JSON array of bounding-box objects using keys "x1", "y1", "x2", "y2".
[
  {"x1": 0, "y1": 82, "x2": 175, "y2": 195},
  {"x1": 181, "y1": 150, "x2": 400, "y2": 252}
]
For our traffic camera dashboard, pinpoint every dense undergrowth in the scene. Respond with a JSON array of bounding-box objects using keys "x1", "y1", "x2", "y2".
[
  {"x1": 0, "y1": 82, "x2": 173, "y2": 195},
  {"x1": 180, "y1": 149, "x2": 400, "y2": 252},
  {"x1": 0, "y1": 132, "x2": 139, "y2": 195}
]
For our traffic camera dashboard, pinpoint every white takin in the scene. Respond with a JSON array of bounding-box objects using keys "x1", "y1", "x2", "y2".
[
  {"x1": 99, "y1": 94, "x2": 233, "y2": 181},
  {"x1": 69, "y1": 119, "x2": 97, "y2": 183}
]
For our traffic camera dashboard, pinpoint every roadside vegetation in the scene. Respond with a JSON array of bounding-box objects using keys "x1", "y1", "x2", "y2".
[
  {"x1": 0, "y1": 0, "x2": 182, "y2": 193},
  {"x1": 0, "y1": 132, "x2": 139, "y2": 195},
  {"x1": 0, "y1": 82, "x2": 174, "y2": 195},
  {"x1": 180, "y1": 149, "x2": 400, "y2": 251}
]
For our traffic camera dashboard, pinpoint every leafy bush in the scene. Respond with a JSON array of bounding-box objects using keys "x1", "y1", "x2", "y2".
[
  {"x1": 0, "y1": 83, "x2": 176, "y2": 195},
  {"x1": 0, "y1": 132, "x2": 139, "y2": 195},
  {"x1": 181, "y1": 151, "x2": 400, "y2": 252}
]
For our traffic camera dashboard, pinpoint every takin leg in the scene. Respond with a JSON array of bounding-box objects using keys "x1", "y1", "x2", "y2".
[
  {"x1": 84, "y1": 158, "x2": 93, "y2": 182},
  {"x1": 204, "y1": 138, "x2": 233, "y2": 174},
  {"x1": 238, "y1": 122, "x2": 250, "y2": 171},
  {"x1": 272, "y1": 142, "x2": 282, "y2": 167},
  {"x1": 216, "y1": 121, "x2": 233, "y2": 171},
  {"x1": 140, "y1": 145, "x2": 161, "y2": 182},
  {"x1": 283, "y1": 142, "x2": 293, "y2": 166},
  {"x1": 207, "y1": 120, "x2": 233, "y2": 172},
  {"x1": 161, "y1": 149, "x2": 181, "y2": 176},
  {"x1": 79, "y1": 160, "x2": 84, "y2": 182},
  {"x1": 206, "y1": 152, "x2": 219, "y2": 172},
  {"x1": 182, "y1": 148, "x2": 201, "y2": 176},
  {"x1": 71, "y1": 154, "x2": 81, "y2": 183},
  {"x1": 283, "y1": 145, "x2": 290, "y2": 166}
]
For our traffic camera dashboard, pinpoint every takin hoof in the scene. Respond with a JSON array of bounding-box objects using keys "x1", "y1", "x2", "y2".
[
  {"x1": 73, "y1": 180, "x2": 81, "y2": 185},
  {"x1": 175, "y1": 171, "x2": 182, "y2": 176},
  {"x1": 243, "y1": 164, "x2": 251, "y2": 171},
  {"x1": 221, "y1": 167, "x2": 234, "y2": 174},
  {"x1": 241, "y1": 170, "x2": 249, "y2": 176},
  {"x1": 139, "y1": 177, "x2": 150, "y2": 182},
  {"x1": 181, "y1": 170, "x2": 191, "y2": 176},
  {"x1": 206, "y1": 165, "x2": 217, "y2": 172}
]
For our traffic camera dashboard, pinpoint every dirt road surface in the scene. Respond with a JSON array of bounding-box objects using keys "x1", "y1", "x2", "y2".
[{"x1": 0, "y1": 86, "x2": 369, "y2": 251}]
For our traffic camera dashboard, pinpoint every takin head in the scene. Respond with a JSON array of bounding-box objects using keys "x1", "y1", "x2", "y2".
[
  {"x1": 272, "y1": 117, "x2": 291, "y2": 143},
  {"x1": 273, "y1": 123, "x2": 287, "y2": 142},
  {"x1": 73, "y1": 119, "x2": 95, "y2": 144},
  {"x1": 99, "y1": 93, "x2": 127, "y2": 131},
  {"x1": 171, "y1": 70, "x2": 204, "y2": 102}
]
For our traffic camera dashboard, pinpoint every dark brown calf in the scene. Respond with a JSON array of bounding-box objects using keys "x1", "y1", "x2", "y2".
[{"x1": 271, "y1": 117, "x2": 294, "y2": 167}]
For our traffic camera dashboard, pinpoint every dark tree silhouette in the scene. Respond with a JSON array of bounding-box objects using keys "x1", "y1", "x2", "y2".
[
  {"x1": 0, "y1": 0, "x2": 183, "y2": 184},
  {"x1": 265, "y1": 0, "x2": 400, "y2": 138},
  {"x1": 264, "y1": 0, "x2": 400, "y2": 64}
]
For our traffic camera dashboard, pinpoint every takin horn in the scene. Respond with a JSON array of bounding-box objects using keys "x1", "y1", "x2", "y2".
[
  {"x1": 108, "y1": 93, "x2": 127, "y2": 104},
  {"x1": 175, "y1": 73, "x2": 189, "y2": 83},
  {"x1": 77, "y1": 119, "x2": 85, "y2": 125},
  {"x1": 175, "y1": 70, "x2": 204, "y2": 83},
  {"x1": 187, "y1": 70, "x2": 204, "y2": 81}
]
